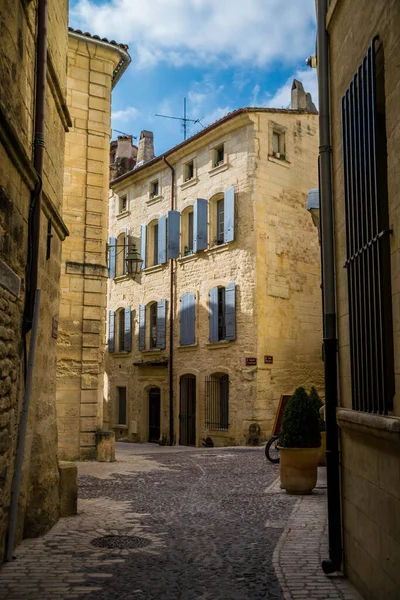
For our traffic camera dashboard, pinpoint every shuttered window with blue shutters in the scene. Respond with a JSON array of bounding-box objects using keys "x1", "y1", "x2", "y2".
[
  {"x1": 225, "y1": 283, "x2": 236, "y2": 341},
  {"x1": 223, "y1": 186, "x2": 235, "y2": 242},
  {"x1": 108, "y1": 237, "x2": 116, "y2": 278},
  {"x1": 108, "y1": 310, "x2": 115, "y2": 352},
  {"x1": 193, "y1": 198, "x2": 208, "y2": 252},
  {"x1": 140, "y1": 224, "x2": 146, "y2": 269},
  {"x1": 124, "y1": 306, "x2": 132, "y2": 352},
  {"x1": 209, "y1": 287, "x2": 219, "y2": 343},
  {"x1": 209, "y1": 283, "x2": 236, "y2": 342},
  {"x1": 168, "y1": 210, "x2": 180, "y2": 259},
  {"x1": 139, "y1": 304, "x2": 146, "y2": 351},
  {"x1": 180, "y1": 292, "x2": 196, "y2": 346},
  {"x1": 158, "y1": 215, "x2": 167, "y2": 264},
  {"x1": 157, "y1": 299, "x2": 166, "y2": 349}
]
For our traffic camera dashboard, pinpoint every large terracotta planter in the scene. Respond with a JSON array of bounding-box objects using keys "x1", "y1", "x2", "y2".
[{"x1": 279, "y1": 446, "x2": 320, "y2": 494}]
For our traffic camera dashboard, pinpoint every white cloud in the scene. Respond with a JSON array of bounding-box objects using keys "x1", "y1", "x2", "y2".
[
  {"x1": 71, "y1": 0, "x2": 316, "y2": 70},
  {"x1": 111, "y1": 106, "x2": 140, "y2": 121},
  {"x1": 264, "y1": 68, "x2": 318, "y2": 109}
]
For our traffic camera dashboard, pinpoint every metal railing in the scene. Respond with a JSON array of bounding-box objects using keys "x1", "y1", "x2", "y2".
[{"x1": 205, "y1": 374, "x2": 229, "y2": 430}]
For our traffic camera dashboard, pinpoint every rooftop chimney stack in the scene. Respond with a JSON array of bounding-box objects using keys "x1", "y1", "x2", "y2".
[
  {"x1": 291, "y1": 79, "x2": 317, "y2": 113},
  {"x1": 136, "y1": 130, "x2": 155, "y2": 167}
]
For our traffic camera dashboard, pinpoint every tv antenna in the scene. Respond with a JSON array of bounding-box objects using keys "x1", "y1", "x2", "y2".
[
  {"x1": 113, "y1": 129, "x2": 137, "y2": 140},
  {"x1": 155, "y1": 98, "x2": 204, "y2": 140}
]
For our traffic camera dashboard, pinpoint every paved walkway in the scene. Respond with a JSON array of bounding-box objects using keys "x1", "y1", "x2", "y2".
[{"x1": 0, "y1": 444, "x2": 363, "y2": 600}]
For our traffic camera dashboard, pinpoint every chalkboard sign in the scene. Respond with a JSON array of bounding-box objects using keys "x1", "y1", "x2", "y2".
[{"x1": 271, "y1": 393, "x2": 293, "y2": 436}]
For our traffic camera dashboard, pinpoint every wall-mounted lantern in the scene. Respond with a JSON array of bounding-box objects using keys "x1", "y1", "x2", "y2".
[
  {"x1": 106, "y1": 241, "x2": 143, "y2": 277},
  {"x1": 307, "y1": 188, "x2": 321, "y2": 243}
]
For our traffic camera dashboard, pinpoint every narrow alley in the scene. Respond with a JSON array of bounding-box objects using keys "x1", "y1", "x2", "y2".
[{"x1": 0, "y1": 445, "x2": 361, "y2": 600}]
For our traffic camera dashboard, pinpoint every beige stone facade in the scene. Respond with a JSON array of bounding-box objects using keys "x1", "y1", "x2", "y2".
[
  {"x1": 106, "y1": 103, "x2": 323, "y2": 447},
  {"x1": 56, "y1": 30, "x2": 130, "y2": 460},
  {"x1": 0, "y1": 0, "x2": 69, "y2": 561},
  {"x1": 326, "y1": 0, "x2": 400, "y2": 597}
]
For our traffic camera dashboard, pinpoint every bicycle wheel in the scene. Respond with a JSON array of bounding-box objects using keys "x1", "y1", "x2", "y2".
[{"x1": 265, "y1": 435, "x2": 280, "y2": 464}]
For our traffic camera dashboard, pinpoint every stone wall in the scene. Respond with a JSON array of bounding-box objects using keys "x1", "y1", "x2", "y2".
[
  {"x1": 327, "y1": 0, "x2": 400, "y2": 597},
  {"x1": 0, "y1": 0, "x2": 69, "y2": 561},
  {"x1": 57, "y1": 34, "x2": 128, "y2": 460}
]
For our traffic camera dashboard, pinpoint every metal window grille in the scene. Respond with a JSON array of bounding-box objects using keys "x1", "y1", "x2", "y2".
[
  {"x1": 217, "y1": 287, "x2": 226, "y2": 341},
  {"x1": 118, "y1": 387, "x2": 127, "y2": 425},
  {"x1": 205, "y1": 374, "x2": 229, "y2": 430},
  {"x1": 341, "y1": 37, "x2": 394, "y2": 414}
]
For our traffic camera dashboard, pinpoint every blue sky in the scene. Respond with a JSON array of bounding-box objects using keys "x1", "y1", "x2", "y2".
[{"x1": 69, "y1": 0, "x2": 318, "y2": 155}]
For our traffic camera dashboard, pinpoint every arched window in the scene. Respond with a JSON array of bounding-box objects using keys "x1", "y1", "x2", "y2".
[
  {"x1": 181, "y1": 205, "x2": 194, "y2": 256},
  {"x1": 209, "y1": 187, "x2": 235, "y2": 247},
  {"x1": 149, "y1": 302, "x2": 158, "y2": 349},
  {"x1": 205, "y1": 373, "x2": 229, "y2": 431},
  {"x1": 147, "y1": 220, "x2": 159, "y2": 267}
]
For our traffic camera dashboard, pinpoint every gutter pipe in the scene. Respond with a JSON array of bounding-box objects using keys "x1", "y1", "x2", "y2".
[
  {"x1": 317, "y1": 0, "x2": 343, "y2": 574},
  {"x1": 163, "y1": 156, "x2": 175, "y2": 446}
]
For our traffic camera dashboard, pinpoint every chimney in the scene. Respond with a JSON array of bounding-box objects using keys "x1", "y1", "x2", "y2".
[
  {"x1": 291, "y1": 79, "x2": 317, "y2": 113},
  {"x1": 136, "y1": 130, "x2": 155, "y2": 167}
]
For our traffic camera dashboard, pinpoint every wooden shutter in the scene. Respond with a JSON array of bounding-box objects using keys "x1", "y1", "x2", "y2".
[
  {"x1": 140, "y1": 224, "x2": 146, "y2": 269},
  {"x1": 156, "y1": 299, "x2": 166, "y2": 349},
  {"x1": 108, "y1": 237, "x2": 116, "y2": 278},
  {"x1": 180, "y1": 292, "x2": 195, "y2": 346},
  {"x1": 224, "y1": 186, "x2": 235, "y2": 242},
  {"x1": 138, "y1": 304, "x2": 146, "y2": 351},
  {"x1": 225, "y1": 282, "x2": 236, "y2": 341},
  {"x1": 193, "y1": 198, "x2": 208, "y2": 252},
  {"x1": 158, "y1": 215, "x2": 167, "y2": 264},
  {"x1": 124, "y1": 306, "x2": 132, "y2": 352},
  {"x1": 108, "y1": 310, "x2": 115, "y2": 352},
  {"x1": 167, "y1": 210, "x2": 180, "y2": 259},
  {"x1": 209, "y1": 287, "x2": 219, "y2": 343}
]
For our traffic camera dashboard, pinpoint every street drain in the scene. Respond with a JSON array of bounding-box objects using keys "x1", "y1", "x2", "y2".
[{"x1": 91, "y1": 535, "x2": 151, "y2": 549}]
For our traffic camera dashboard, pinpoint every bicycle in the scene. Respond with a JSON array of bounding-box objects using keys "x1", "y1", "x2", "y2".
[{"x1": 265, "y1": 434, "x2": 280, "y2": 463}]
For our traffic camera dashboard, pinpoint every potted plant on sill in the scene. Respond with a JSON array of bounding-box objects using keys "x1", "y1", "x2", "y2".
[
  {"x1": 279, "y1": 387, "x2": 321, "y2": 494},
  {"x1": 310, "y1": 386, "x2": 326, "y2": 466}
]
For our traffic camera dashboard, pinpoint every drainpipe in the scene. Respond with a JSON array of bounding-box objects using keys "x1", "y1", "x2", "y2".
[
  {"x1": 317, "y1": 0, "x2": 343, "y2": 574},
  {"x1": 163, "y1": 156, "x2": 175, "y2": 445}
]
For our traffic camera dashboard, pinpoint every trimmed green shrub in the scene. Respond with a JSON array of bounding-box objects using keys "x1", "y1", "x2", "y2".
[
  {"x1": 279, "y1": 387, "x2": 321, "y2": 448},
  {"x1": 309, "y1": 386, "x2": 326, "y2": 432}
]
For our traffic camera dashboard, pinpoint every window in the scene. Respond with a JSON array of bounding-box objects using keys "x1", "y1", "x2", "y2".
[
  {"x1": 180, "y1": 292, "x2": 196, "y2": 346},
  {"x1": 209, "y1": 186, "x2": 235, "y2": 247},
  {"x1": 116, "y1": 232, "x2": 126, "y2": 276},
  {"x1": 153, "y1": 224, "x2": 159, "y2": 266},
  {"x1": 150, "y1": 179, "x2": 159, "y2": 198},
  {"x1": 118, "y1": 309, "x2": 125, "y2": 351},
  {"x1": 216, "y1": 199, "x2": 224, "y2": 244},
  {"x1": 272, "y1": 130, "x2": 285, "y2": 159},
  {"x1": 184, "y1": 160, "x2": 194, "y2": 182},
  {"x1": 117, "y1": 387, "x2": 127, "y2": 425},
  {"x1": 139, "y1": 299, "x2": 167, "y2": 351},
  {"x1": 209, "y1": 283, "x2": 236, "y2": 343},
  {"x1": 187, "y1": 211, "x2": 194, "y2": 253},
  {"x1": 205, "y1": 373, "x2": 229, "y2": 430},
  {"x1": 149, "y1": 302, "x2": 157, "y2": 349},
  {"x1": 341, "y1": 38, "x2": 394, "y2": 414},
  {"x1": 213, "y1": 144, "x2": 224, "y2": 168},
  {"x1": 181, "y1": 207, "x2": 194, "y2": 256},
  {"x1": 119, "y1": 195, "x2": 127, "y2": 213},
  {"x1": 108, "y1": 307, "x2": 132, "y2": 353}
]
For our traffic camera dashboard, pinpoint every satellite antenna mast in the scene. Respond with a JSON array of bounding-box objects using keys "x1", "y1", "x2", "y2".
[
  {"x1": 155, "y1": 98, "x2": 204, "y2": 141},
  {"x1": 112, "y1": 129, "x2": 137, "y2": 140}
]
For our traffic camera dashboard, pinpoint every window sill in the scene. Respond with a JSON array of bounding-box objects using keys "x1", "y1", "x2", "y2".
[
  {"x1": 204, "y1": 243, "x2": 230, "y2": 255},
  {"x1": 177, "y1": 344, "x2": 198, "y2": 351},
  {"x1": 116, "y1": 210, "x2": 130, "y2": 220},
  {"x1": 177, "y1": 252, "x2": 197, "y2": 263},
  {"x1": 206, "y1": 340, "x2": 235, "y2": 349},
  {"x1": 113, "y1": 274, "x2": 131, "y2": 283},
  {"x1": 146, "y1": 194, "x2": 163, "y2": 205},
  {"x1": 268, "y1": 155, "x2": 290, "y2": 168},
  {"x1": 141, "y1": 349, "x2": 163, "y2": 356},
  {"x1": 337, "y1": 408, "x2": 400, "y2": 445},
  {"x1": 180, "y1": 177, "x2": 198, "y2": 190},
  {"x1": 208, "y1": 161, "x2": 228, "y2": 176},
  {"x1": 114, "y1": 424, "x2": 128, "y2": 429},
  {"x1": 110, "y1": 351, "x2": 130, "y2": 357},
  {"x1": 143, "y1": 264, "x2": 165, "y2": 274}
]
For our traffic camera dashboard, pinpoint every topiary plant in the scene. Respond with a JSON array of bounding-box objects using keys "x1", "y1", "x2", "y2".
[
  {"x1": 309, "y1": 386, "x2": 326, "y2": 432},
  {"x1": 279, "y1": 387, "x2": 321, "y2": 448}
]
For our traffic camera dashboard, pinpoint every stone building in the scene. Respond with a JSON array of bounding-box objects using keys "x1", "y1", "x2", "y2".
[
  {"x1": 56, "y1": 29, "x2": 130, "y2": 460},
  {"x1": 317, "y1": 1, "x2": 400, "y2": 598},
  {"x1": 106, "y1": 84, "x2": 323, "y2": 447},
  {"x1": 0, "y1": 0, "x2": 69, "y2": 561}
]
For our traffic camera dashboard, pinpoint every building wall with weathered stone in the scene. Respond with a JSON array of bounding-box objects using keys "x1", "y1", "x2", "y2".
[
  {"x1": 57, "y1": 33, "x2": 128, "y2": 460},
  {"x1": 106, "y1": 108, "x2": 323, "y2": 447},
  {"x1": 0, "y1": 0, "x2": 69, "y2": 561},
  {"x1": 327, "y1": 0, "x2": 400, "y2": 597}
]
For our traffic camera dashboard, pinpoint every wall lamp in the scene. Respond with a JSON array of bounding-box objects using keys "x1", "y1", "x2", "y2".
[
  {"x1": 106, "y1": 242, "x2": 143, "y2": 277},
  {"x1": 307, "y1": 188, "x2": 321, "y2": 243}
]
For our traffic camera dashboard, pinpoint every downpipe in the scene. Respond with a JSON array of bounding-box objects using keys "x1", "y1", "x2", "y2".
[{"x1": 317, "y1": 0, "x2": 343, "y2": 574}]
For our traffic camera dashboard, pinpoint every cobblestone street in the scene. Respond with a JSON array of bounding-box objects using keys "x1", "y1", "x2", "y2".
[{"x1": 0, "y1": 444, "x2": 362, "y2": 600}]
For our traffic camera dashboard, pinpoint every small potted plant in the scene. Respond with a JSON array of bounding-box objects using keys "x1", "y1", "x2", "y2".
[
  {"x1": 310, "y1": 386, "x2": 326, "y2": 466},
  {"x1": 279, "y1": 387, "x2": 321, "y2": 494}
]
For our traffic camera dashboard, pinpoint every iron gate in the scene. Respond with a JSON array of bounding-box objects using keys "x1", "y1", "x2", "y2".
[{"x1": 179, "y1": 374, "x2": 196, "y2": 446}]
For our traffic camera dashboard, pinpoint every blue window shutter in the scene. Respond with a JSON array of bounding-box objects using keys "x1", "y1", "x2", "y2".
[
  {"x1": 109, "y1": 237, "x2": 116, "y2": 278},
  {"x1": 124, "y1": 306, "x2": 132, "y2": 352},
  {"x1": 209, "y1": 287, "x2": 219, "y2": 343},
  {"x1": 157, "y1": 299, "x2": 166, "y2": 349},
  {"x1": 108, "y1": 310, "x2": 115, "y2": 352},
  {"x1": 180, "y1": 292, "x2": 195, "y2": 346},
  {"x1": 140, "y1": 224, "x2": 146, "y2": 269},
  {"x1": 224, "y1": 186, "x2": 235, "y2": 242},
  {"x1": 158, "y1": 215, "x2": 167, "y2": 264},
  {"x1": 167, "y1": 210, "x2": 180, "y2": 259},
  {"x1": 193, "y1": 198, "x2": 208, "y2": 252},
  {"x1": 225, "y1": 282, "x2": 236, "y2": 341},
  {"x1": 139, "y1": 304, "x2": 146, "y2": 351}
]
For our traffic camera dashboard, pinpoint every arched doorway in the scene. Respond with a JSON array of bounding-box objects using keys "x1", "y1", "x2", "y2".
[
  {"x1": 148, "y1": 387, "x2": 161, "y2": 442},
  {"x1": 179, "y1": 374, "x2": 196, "y2": 446}
]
